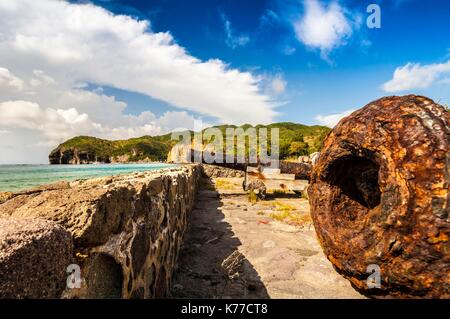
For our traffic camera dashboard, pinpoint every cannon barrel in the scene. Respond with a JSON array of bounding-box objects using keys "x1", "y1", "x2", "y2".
[
  {"x1": 206, "y1": 161, "x2": 311, "y2": 180},
  {"x1": 189, "y1": 150, "x2": 312, "y2": 180},
  {"x1": 308, "y1": 95, "x2": 449, "y2": 298}
]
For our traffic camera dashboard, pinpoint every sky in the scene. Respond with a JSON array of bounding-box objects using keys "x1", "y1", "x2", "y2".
[{"x1": 0, "y1": 0, "x2": 449, "y2": 163}]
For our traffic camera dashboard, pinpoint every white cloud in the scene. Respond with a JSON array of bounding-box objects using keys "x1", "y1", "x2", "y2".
[
  {"x1": 439, "y1": 77, "x2": 450, "y2": 85},
  {"x1": 0, "y1": 65, "x2": 209, "y2": 163},
  {"x1": 283, "y1": 46, "x2": 297, "y2": 56},
  {"x1": 0, "y1": 0, "x2": 276, "y2": 124},
  {"x1": 0, "y1": 100, "x2": 97, "y2": 142},
  {"x1": 0, "y1": 96, "x2": 207, "y2": 163},
  {"x1": 30, "y1": 70, "x2": 56, "y2": 87},
  {"x1": 0, "y1": 67, "x2": 24, "y2": 92},
  {"x1": 0, "y1": 66, "x2": 207, "y2": 138},
  {"x1": 260, "y1": 9, "x2": 280, "y2": 27},
  {"x1": 221, "y1": 13, "x2": 250, "y2": 49},
  {"x1": 382, "y1": 60, "x2": 450, "y2": 92},
  {"x1": 268, "y1": 74, "x2": 287, "y2": 95},
  {"x1": 0, "y1": 0, "x2": 282, "y2": 163},
  {"x1": 293, "y1": 0, "x2": 352, "y2": 59},
  {"x1": 315, "y1": 109, "x2": 355, "y2": 127}
]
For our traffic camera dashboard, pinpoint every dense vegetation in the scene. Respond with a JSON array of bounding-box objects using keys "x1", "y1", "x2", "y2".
[
  {"x1": 205, "y1": 123, "x2": 330, "y2": 159},
  {"x1": 51, "y1": 122, "x2": 331, "y2": 163},
  {"x1": 53, "y1": 135, "x2": 176, "y2": 162}
]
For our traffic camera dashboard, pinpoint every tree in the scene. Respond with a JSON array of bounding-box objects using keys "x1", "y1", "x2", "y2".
[{"x1": 289, "y1": 141, "x2": 309, "y2": 157}]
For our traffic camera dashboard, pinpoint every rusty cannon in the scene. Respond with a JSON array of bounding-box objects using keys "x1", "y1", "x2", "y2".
[
  {"x1": 189, "y1": 150, "x2": 313, "y2": 180},
  {"x1": 308, "y1": 95, "x2": 449, "y2": 298}
]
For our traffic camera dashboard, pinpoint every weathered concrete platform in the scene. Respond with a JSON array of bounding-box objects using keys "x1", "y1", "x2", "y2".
[{"x1": 171, "y1": 177, "x2": 364, "y2": 299}]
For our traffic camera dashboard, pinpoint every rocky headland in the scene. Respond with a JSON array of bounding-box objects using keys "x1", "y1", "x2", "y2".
[{"x1": 48, "y1": 123, "x2": 330, "y2": 164}]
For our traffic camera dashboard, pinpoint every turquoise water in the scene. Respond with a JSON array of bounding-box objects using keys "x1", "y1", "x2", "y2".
[{"x1": 0, "y1": 163, "x2": 175, "y2": 192}]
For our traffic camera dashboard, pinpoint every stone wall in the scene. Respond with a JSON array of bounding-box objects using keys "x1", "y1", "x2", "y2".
[
  {"x1": 201, "y1": 164, "x2": 245, "y2": 178},
  {"x1": 0, "y1": 164, "x2": 201, "y2": 299},
  {"x1": 0, "y1": 217, "x2": 72, "y2": 298}
]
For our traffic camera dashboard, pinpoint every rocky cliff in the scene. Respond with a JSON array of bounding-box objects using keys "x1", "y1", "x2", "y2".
[
  {"x1": 49, "y1": 147, "x2": 111, "y2": 164},
  {"x1": 49, "y1": 123, "x2": 330, "y2": 164},
  {"x1": 0, "y1": 165, "x2": 201, "y2": 298},
  {"x1": 49, "y1": 135, "x2": 174, "y2": 164}
]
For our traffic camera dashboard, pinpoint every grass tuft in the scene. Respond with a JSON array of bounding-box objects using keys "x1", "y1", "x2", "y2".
[
  {"x1": 247, "y1": 191, "x2": 259, "y2": 203},
  {"x1": 214, "y1": 178, "x2": 236, "y2": 190}
]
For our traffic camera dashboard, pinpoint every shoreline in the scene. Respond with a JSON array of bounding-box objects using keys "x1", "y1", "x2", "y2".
[
  {"x1": 0, "y1": 162, "x2": 178, "y2": 194},
  {"x1": 0, "y1": 160, "x2": 170, "y2": 166}
]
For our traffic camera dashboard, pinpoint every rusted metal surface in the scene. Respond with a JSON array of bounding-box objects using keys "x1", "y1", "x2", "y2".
[{"x1": 308, "y1": 95, "x2": 450, "y2": 298}]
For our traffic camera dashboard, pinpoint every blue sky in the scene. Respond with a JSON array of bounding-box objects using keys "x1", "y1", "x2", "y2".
[
  {"x1": 80, "y1": 0, "x2": 450, "y2": 123},
  {"x1": 0, "y1": 0, "x2": 449, "y2": 163}
]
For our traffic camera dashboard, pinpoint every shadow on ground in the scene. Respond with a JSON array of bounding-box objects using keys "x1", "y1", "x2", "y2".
[
  {"x1": 170, "y1": 178, "x2": 269, "y2": 298},
  {"x1": 265, "y1": 192, "x2": 303, "y2": 199}
]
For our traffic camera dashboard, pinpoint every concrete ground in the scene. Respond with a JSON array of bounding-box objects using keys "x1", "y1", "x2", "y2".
[{"x1": 171, "y1": 177, "x2": 364, "y2": 299}]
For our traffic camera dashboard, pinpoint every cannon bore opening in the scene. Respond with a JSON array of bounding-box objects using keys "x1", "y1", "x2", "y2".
[{"x1": 325, "y1": 155, "x2": 381, "y2": 209}]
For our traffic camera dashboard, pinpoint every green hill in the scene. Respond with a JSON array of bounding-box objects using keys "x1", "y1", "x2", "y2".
[
  {"x1": 49, "y1": 123, "x2": 330, "y2": 164},
  {"x1": 206, "y1": 122, "x2": 330, "y2": 158}
]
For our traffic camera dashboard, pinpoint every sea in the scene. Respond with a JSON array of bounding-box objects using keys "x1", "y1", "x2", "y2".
[{"x1": 0, "y1": 163, "x2": 175, "y2": 192}]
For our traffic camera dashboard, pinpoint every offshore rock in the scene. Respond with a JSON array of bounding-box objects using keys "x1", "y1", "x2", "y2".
[{"x1": 308, "y1": 95, "x2": 450, "y2": 298}]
